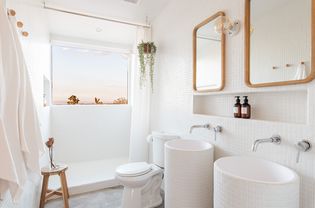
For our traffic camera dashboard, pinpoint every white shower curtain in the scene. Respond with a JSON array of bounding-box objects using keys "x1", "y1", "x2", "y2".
[
  {"x1": 0, "y1": 2, "x2": 44, "y2": 201},
  {"x1": 129, "y1": 27, "x2": 152, "y2": 162}
]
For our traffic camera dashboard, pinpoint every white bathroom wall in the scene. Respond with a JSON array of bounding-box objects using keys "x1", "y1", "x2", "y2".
[
  {"x1": 0, "y1": 1, "x2": 51, "y2": 208},
  {"x1": 51, "y1": 105, "x2": 131, "y2": 163},
  {"x1": 151, "y1": 0, "x2": 315, "y2": 207}
]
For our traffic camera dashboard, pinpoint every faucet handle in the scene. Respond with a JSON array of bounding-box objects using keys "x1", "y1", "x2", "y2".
[
  {"x1": 296, "y1": 140, "x2": 311, "y2": 163},
  {"x1": 271, "y1": 135, "x2": 281, "y2": 144},
  {"x1": 213, "y1": 126, "x2": 222, "y2": 133},
  {"x1": 213, "y1": 125, "x2": 222, "y2": 141}
]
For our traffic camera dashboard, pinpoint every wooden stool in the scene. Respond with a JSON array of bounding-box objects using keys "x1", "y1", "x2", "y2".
[{"x1": 39, "y1": 165, "x2": 70, "y2": 208}]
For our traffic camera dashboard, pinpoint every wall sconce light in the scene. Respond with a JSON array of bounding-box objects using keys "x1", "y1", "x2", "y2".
[{"x1": 214, "y1": 16, "x2": 240, "y2": 36}]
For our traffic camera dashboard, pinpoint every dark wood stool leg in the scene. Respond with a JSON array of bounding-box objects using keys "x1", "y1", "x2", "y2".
[
  {"x1": 59, "y1": 171, "x2": 69, "y2": 208},
  {"x1": 39, "y1": 175, "x2": 49, "y2": 208}
]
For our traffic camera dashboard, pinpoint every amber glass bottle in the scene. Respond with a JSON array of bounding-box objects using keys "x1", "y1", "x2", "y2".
[
  {"x1": 241, "y1": 96, "x2": 251, "y2": 119},
  {"x1": 233, "y1": 96, "x2": 241, "y2": 118}
]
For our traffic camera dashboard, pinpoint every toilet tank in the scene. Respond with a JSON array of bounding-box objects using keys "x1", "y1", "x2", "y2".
[{"x1": 147, "y1": 132, "x2": 180, "y2": 168}]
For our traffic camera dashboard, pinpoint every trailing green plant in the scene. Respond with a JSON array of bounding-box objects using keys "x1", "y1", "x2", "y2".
[{"x1": 137, "y1": 41, "x2": 157, "y2": 91}]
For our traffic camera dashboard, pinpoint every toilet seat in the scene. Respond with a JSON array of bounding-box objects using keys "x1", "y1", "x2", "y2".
[{"x1": 116, "y1": 162, "x2": 152, "y2": 177}]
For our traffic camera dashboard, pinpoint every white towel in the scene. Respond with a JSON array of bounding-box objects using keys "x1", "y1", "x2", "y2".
[
  {"x1": 9, "y1": 15, "x2": 45, "y2": 173},
  {"x1": 0, "y1": 2, "x2": 44, "y2": 201},
  {"x1": 0, "y1": 4, "x2": 28, "y2": 201},
  {"x1": 294, "y1": 63, "x2": 307, "y2": 80},
  {"x1": 0, "y1": 29, "x2": 18, "y2": 187},
  {"x1": 0, "y1": 119, "x2": 18, "y2": 188}
]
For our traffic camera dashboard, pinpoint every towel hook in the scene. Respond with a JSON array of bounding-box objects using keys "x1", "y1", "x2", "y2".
[
  {"x1": 17, "y1": 21, "x2": 23, "y2": 28},
  {"x1": 285, "y1": 64, "x2": 292, "y2": 68},
  {"x1": 7, "y1": 9, "x2": 30, "y2": 37},
  {"x1": 7, "y1": 9, "x2": 16, "y2": 16},
  {"x1": 22, "y1": 31, "x2": 29, "y2": 37}
]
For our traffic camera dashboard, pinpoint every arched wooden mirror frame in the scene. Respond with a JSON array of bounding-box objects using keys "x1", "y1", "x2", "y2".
[{"x1": 193, "y1": 11, "x2": 226, "y2": 92}]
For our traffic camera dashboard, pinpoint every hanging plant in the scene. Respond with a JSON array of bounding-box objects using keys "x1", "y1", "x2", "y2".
[{"x1": 137, "y1": 41, "x2": 157, "y2": 91}]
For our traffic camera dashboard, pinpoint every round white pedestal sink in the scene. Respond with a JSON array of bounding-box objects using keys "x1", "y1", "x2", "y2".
[
  {"x1": 214, "y1": 156, "x2": 299, "y2": 208},
  {"x1": 164, "y1": 139, "x2": 214, "y2": 208}
]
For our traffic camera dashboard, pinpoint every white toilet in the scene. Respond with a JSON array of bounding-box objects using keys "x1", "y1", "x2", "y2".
[{"x1": 115, "y1": 132, "x2": 180, "y2": 208}]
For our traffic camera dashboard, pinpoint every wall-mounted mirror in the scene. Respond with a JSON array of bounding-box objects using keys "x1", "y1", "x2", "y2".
[
  {"x1": 245, "y1": 0, "x2": 315, "y2": 87},
  {"x1": 193, "y1": 12, "x2": 226, "y2": 92}
]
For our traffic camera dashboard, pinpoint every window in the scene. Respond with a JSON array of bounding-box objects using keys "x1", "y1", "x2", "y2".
[{"x1": 52, "y1": 44, "x2": 129, "y2": 105}]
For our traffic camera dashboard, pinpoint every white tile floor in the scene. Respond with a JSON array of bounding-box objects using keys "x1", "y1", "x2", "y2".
[
  {"x1": 45, "y1": 187, "x2": 164, "y2": 208},
  {"x1": 48, "y1": 158, "x2": 129, "y2": 195},
  {"x1": 44, "y1": 158, "x2": 164, "y2": 208},
  {"x1": 45, "y1": 187, "x2": 123, "y2": 208}
]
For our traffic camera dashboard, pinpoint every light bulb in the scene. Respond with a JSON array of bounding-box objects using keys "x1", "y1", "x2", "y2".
[{"x1": 214, "y1": 16, "x2": 240, "y2": 36}]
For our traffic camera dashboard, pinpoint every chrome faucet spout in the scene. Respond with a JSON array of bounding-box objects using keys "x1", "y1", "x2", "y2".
[
  {"x1": 252, "y1": 135, "x2": 281, "y2": 152},
  {"x1": 189, "y1": 124, "x2": 211, "y2": 133},
  {"x1": 252, "y1": 138, "x2": 272, "y2": 152}
]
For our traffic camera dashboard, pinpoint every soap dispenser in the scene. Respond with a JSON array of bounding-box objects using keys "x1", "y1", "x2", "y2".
[
  {"x1": 241, "y1": 96, "x2": 251, "y2": 119},
  {"x1": 233, "y1": 96, "x2": 241, "y2": 118}
]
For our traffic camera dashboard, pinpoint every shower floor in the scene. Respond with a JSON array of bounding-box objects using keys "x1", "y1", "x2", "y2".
[{"x1": 48, "y1": 157, "x2": 129, "y2": 195}]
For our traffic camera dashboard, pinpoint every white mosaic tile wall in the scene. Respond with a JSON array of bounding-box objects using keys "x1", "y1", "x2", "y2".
[
  {"x1": 151, "y1": 0, "x2": 315, "y2": 207},
  {"x1": 193, "y1": 90, "x2": 308, "y2": 124}
]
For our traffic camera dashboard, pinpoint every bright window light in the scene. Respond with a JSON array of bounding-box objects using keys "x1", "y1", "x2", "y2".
[{"x1": 52, "y1": 45, "x2": 129, "y2": 105}]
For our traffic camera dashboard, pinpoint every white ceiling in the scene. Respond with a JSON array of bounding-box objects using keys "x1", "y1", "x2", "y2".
[
  {"x1": 11, "y1": 0, "x2": 171, "y2": 47},
  {"x1": 11, "y1": 0, "x2": 170, "y2": 23}
]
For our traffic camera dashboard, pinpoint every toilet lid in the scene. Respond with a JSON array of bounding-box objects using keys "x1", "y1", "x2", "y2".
[{"x1": 116, "y1": 162, "x2": 152, "y2": 177}]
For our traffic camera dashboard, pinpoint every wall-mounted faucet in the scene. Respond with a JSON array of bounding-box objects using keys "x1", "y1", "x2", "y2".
[
  {"x1": 252, "y1": 135, "x2": 281, "y2": 152},
  {"x1": 189, "y1": 124, "x2": 211, "y2": 133},
  {"x1": 189, "y1": 123, "x2": 222, "y2": 141},
  {"x1": 296, "y1": 140, "x2": 311, "y2": 163}
]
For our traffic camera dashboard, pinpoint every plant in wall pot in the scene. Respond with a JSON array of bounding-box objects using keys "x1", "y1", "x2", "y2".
[{"x1": 137, "y1": 41, "x2": 157, "y2": 91}]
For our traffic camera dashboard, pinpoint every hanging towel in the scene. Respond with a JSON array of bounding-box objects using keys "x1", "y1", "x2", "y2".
[
  {"x1": 0, "y1": 35, "x2": 19, "y2": 187},
  {"x1": 0, "y1": 3, "x2": 28, "y2": 201},
  {"x1": 294, "y1": 63, "x2": 307, "y2": 80},
  {"x1": 0, "y1": 115, "x2": 19, "y2": 193},
  {"x1": 9, "y1": 15, "x2": 45, "y2": 173},
  {"x1": 0, "y1": 2, "x2": 44, "y2": 201}
]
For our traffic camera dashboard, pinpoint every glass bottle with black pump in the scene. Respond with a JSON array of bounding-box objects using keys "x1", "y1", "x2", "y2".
[
  {"x1": 241, "y1": 96, "x2": 251, "y2": 119},
  {"x1": 233, "y1": 96, "x2": 241, "y2": 118}
]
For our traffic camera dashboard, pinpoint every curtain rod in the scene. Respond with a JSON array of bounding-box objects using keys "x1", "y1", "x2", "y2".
[{"x1": 43, "y1": 4, "x2": 151, "y2": 28}]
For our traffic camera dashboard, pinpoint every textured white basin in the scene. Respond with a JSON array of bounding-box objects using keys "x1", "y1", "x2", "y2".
[
  {"x1": 165, "y1": 139, "x2": 212, "y2": 151},
  {"x1": 214, "y1": 156, "x2": 299, "y2": 208},
  {"x1": 165, "y1": 139, "x2": 213, "y2": 208}
]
